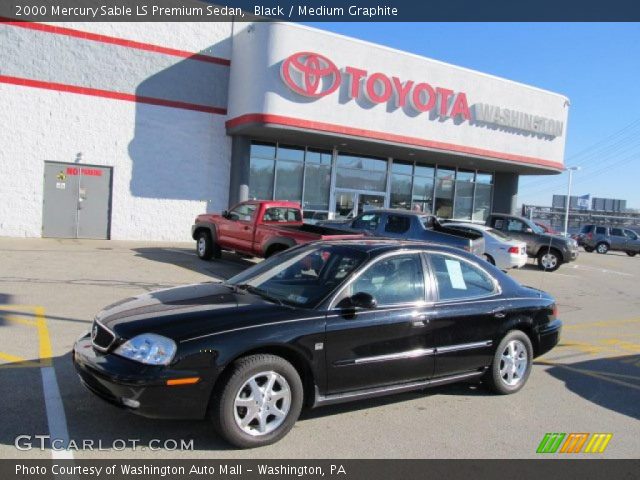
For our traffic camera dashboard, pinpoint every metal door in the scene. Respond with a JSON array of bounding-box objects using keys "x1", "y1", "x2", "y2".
[{"x1": 42, "y1": 162, "x2": 112, "y2": 239}]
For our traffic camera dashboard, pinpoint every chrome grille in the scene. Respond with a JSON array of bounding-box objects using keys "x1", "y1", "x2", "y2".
[{"x1": 91, "y1": 320, "x2": 116, "y2": 352}]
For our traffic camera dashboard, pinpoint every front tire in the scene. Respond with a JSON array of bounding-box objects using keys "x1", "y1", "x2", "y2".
[
  {"x1": 626, "y1": 251, "x2": 637, "y2": 257},
  {"x1": 484, "y1": 330, "x2": 533, "y2": 395},
  {"x1": 196, "y1": 231, "x2": 221, "y2": 260},
  {"x1": 537, "y1": 248, "x2": 562, "y2": 271},
  {"x1": 211, "y1": 354, "x2": 303, "y2": 448},
  {"x1": 596, "y1": 242, "x2": 609, "y2": 254}
]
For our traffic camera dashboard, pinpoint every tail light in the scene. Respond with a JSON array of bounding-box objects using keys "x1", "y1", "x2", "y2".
[
  {"x1": 552, "y1": 304, "x2": 558, "y2": 318},
  {"x1": 586, "y1": 232, "x2": 593, "y2": 240},
  {"x1": 508, "y1": 246, "x2": 520, "y2": 254}
]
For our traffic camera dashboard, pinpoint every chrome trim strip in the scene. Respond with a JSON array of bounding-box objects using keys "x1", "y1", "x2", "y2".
[
  {"x1": 314, "y1": 370, "x2": 484, "y2": 407},
  {"x1": 338, "y1": 348, "x2": 435, "y2": 366},
  {"x1": 436, "y1": 340, "x2": 492, "y2": 354}
]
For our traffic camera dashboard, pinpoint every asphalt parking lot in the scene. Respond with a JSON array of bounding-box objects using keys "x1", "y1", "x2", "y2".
[{"x1": 0, "y1": 238, "x2": 638, "y2": 459}]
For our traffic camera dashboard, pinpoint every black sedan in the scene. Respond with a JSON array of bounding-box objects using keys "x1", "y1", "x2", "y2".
[{"x1": 73, "y1": 240, "x2": 561, "y2": 448}]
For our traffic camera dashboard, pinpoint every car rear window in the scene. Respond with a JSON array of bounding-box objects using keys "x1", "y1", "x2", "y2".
[
  {"x1": 580, "y1": 225, "x2": 594, "y2": 234},
  {"x1": 385, "y1": 215, "x2": 410, "y2": 234},
  {"x1": 263, "y1": 207, "x2": 301, "y2": 222}
]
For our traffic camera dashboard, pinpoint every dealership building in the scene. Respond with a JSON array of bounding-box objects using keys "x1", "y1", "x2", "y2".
[{"x1": 0, "y1": 21, "x2": 569, "y2": 241}]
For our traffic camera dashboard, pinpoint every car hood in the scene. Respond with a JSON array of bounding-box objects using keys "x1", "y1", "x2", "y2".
[{"x1": 95, "y1": 282, "x2": 292, "y2": 342}]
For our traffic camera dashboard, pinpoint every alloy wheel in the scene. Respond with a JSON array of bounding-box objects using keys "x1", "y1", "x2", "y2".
[
  {"x1": 499, "y1": 340, "x2": 528, "y2": 386},
  {"x1": 197, "y1": 237, "x2": 207, "y2": 256},
  {"x1": 233, "y1": 371, "x2": 291, "y2": 436},
  {"x1": 541, "y1": 253, "x2": 557, "y2": 269}
]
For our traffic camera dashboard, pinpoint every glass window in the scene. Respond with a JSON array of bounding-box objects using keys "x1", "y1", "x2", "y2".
[
  {"x1": 303, "y1": 164, "x2": 331, "y2": 210},
  {"x1": 352, "y1": 213, "x2": 381, "y2": 231},
  {"x1": 277, "y1": 145, "x2": 305, "y2": 162},
  {"x1": 274, "y1": 161, "x2": 303, "y2": 201},
  {"x1": 336, "y1": 154, "x2": 387, "y2": 192},
  {"x1": 610, "y1": 228, "x2": 624, "y2": 237},
  {"x1": 472, "y1": 183, "x2": 492, "y2": 222},
  {"x1": 430, "y1": 254, "x2": 496, "y2": 301},
  {"x1": 249, "y1": 158, "x2": 275, "y2": 200},
  {"x1": 227, "y1": 245, "x2": 367, "y2": 308},
  {"x1": 350, "y1": 254, "x2": 425, "y2": 305},
  {"x1": 506, "y1": 219, "x2": 526, "y2": 232},
  {"x1": 412, "y1": 175, "x2": 434, "y2": 214},
  {"x1": 624, "y1": 229, "x2": 638, "y2": 240},
  {"x1": 453, "y1": 177, "x2": 474, "y2": 220},
  {"x1": 229, "y1": 203, "x2": 257, "y2": 221},
  {"x1": 595, "y1": 226, "x2": 607, "y2": 235},
  {"x1": 250, "y1": 142, "x2": 276, "y2": 159},
  {"x1": 415, "y1": 165, "x2": 435, "y2": 177},
  {"x1": 306, "y1": 148, "x2": 332, "y2": 165},
  {"x1": 476, "y1": 172, "x2": 493, "y2": 184},
  {"x1": 385, "y1": 215, "x2": 411, "y2": 234},
  {"x1": 337, "y1": 154, "x2": 387, "y2": 171},
  {"x1": 434, "y1": 167, "x2": 455, "y2": 218},
  {"x1": 390, "y1": 173, "x2": 412, "y2": 210},
  {"x1": 456, "y1": 170, "x2": 475, "y2": 182},
  {"x1": 262, "y1": 207, "x2": 302, "y2": 223},
  {"x1": 392, "y1": 160, "x2": 413, "y2": 175}
]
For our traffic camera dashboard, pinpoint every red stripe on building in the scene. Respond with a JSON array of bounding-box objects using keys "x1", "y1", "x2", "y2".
[
  {"x1": 0, "y1": 18, "x2": 231, "y2": 66},
  {"x1": 0, "y1": 74, "x2": 227, "y2": 115},
  {"x1": 226, "y1": 113, "x2": 564, "y2": 171}
]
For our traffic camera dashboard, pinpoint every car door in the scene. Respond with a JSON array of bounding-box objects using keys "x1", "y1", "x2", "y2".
[
  {"x1": 499, "y1": 218, "x2": 535, "y2": 255},
  {"x1": 624, "y1": 229, "x2": 640, "y2": 252},
  {"x1": 324, "y1": 252, "x2": 435, "y2": 393},
  {"x1": 609, "y1": 227, "x2": 627, "y2": 251},
  {"x1": 216, "y1": 203, "x2": 257, "y2": 252},
  {"x1": 425, "y1": 252, "x2": 503, "y2": 377}
]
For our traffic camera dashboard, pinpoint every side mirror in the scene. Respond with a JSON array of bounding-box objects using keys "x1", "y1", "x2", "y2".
[
  {"x1": 349, "y1": 292, "x2": 377, "y2": 310},
  {"x1": 221, "y1": 210, "x2": 229, "y2": 219}
]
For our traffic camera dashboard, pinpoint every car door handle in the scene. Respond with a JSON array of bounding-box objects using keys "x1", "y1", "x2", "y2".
[
  {"x1": 411, "y1": 312, "x2": 431, "y2": 326},
  {"x1": 493, "y1": 309, "x2": 506, "y2": 318}
]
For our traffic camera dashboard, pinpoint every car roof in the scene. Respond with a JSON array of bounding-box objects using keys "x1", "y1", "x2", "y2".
[
  {"x1": 307, "y1": 239, "x2": 473, "y2": 257},
  {"x1": 446, "y1": 222, "x2": 490, "y2": 231}
]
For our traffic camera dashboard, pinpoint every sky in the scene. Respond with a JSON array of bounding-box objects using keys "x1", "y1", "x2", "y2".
[{"x1": 306, "y1": 22, "x2": 640, "y2": 210}]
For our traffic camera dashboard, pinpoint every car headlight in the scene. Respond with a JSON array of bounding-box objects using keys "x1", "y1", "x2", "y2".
[{"x1": 114, "y1": 333, "x2": 177, "y2": 365}]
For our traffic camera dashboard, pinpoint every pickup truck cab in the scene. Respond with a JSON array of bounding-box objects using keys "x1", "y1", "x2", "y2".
[
  {"x1": 485, "y1": 213, "x2": 579, "y2": 271},
  {"x1": 192, "y1": 201, "x2": 362, "y2": 260},
  {"x1": 319, "y1": 209, "x2": 485, "y2": 257}
]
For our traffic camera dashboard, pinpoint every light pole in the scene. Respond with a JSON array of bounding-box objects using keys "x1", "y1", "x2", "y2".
[{"x1": 563, "y1": 166, "x2": 581, "y2": 237}]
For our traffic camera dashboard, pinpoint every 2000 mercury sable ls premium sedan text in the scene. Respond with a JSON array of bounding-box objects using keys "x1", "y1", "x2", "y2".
[{"x1": 73, "y1": 240, "x2": 561, "y2": 448}]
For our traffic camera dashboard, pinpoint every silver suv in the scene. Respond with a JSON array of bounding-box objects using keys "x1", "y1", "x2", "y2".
[{"x1": 579, "y1": 224, "x2": 640, "y2": 256}]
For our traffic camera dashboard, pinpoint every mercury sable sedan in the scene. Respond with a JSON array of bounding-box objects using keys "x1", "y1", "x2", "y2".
[{"x1": 73, "y1": 240, "x2": 561, "y2": 448}]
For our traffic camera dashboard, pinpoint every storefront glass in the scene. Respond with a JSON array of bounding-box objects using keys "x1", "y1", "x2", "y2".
[
  {"x1": 336, "y1": 154, "x2": 387, "y2": 192},
  {"x1": 434, "y1": 167, "x2": 455, "y2": 218}
]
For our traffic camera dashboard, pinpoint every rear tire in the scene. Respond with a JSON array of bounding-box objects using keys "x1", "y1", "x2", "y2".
[
  {"x1": 484, "y1": 330, "x2": 533, "y2": 395},
  {"x1": 265, "y1": 245, "x2": 288, "y2": 258},
  {"x1": 537, "y1": 248, "x2": 562, "y2": 271},
  {"x1": 211, "y1": 354, "x2": 303, "y2": 449},
  {"x1": 596, "y1": 242, "x2": 609, "y2": 254},
  {"x1": 627, "y1": 251, "x2": 637, "y2": 257}
]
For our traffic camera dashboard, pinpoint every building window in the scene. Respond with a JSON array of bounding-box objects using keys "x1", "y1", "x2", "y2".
[
  {"x1": 336, "y1": 153, "x2": 387, "y2": 192},
  {"x1": 473, "y1": 172, "x2": 493, "y2": 221},
  {"x1": 390, "y1": 161, "x2": 413, "y2": 210},
  {"x1": 412, "y1": 165, "x2": 435, "y2": 214},
  {"x1": 453, "y1": 170, "x2": 475, "y2": 220},
  {"x1": 434, "y1": 167, "x2": 455, "y2": 218}
]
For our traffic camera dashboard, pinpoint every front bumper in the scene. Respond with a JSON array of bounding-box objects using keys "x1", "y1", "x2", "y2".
[
  {"x1": 73, "y1": 335, "x2": 212, "y2": 419},
  {"x1": 537, "y1": 319, "x2": 562, "y2": 357}
]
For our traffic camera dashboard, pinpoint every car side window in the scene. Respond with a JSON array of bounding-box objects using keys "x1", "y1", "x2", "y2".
[
  {"x1": 263, "y1": 207, "x2": 301, "y2": 222},
  {"x1": 429, "y1": 253, "x2": 496, "y2": 301},
  {"x1": 229, "y1": 204, "x2": 256, "y2": 221},
  {"x1": 384, "y1": 215, "x2": 410, "y2": 234},
  {"x1": 348, "y1": 254, "x2": 425, "y2": 306},
  {"x1": 352, "y1": 213, "x2": 381, "y2": 231},
  {"x1": 507, "y1": 219, "x2": 525, "y2": 232},
  {"x1": 595, "y1": 226, "x2": 607, "y2": 235},
  {"x1": 610, "y1": 228, "x2": 624, "y2": 237},
  {"x1": 491, "y1": 218, "x2": 505, "y2": 230},
  {"x1": 624, "y1": 229, "x2": 638, "y2": 240}
]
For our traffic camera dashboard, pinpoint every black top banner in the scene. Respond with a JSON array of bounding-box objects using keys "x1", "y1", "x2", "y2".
[{"x1": 2, "y1": 0, "x2": 640, "y2": 21}]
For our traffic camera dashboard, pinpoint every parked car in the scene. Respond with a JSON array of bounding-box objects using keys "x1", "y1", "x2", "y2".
[
  {"x1": 445, "y1": 223, "x2": 528, "y2": 270},
  {"x1": 192, "y1": 200, "x2": 362, "y2": 260},
  {"x1": 578, "y1": 224, "x2": 640, "y2": 256},
  {"x1": 486, "y1": 213, "x2": 579, "y2": 271},
  {"x1": 318, "y1": 209, "x2": 485, "y2": 256},
  {"x1": 534, "y1": 221, "x2": 560, "y2": 235},
  {"x1": 74, "y1": 240, "x2": 561, "y2": 448}
]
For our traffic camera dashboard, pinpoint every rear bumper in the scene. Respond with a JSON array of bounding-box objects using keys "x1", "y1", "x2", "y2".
[
  {"x1": 536, "y1": 319, "x2": 562, "y2": 357},
  {"x1": 509, "y1": 254, "x2": 528, "y2": 269},
  {"x1": 73, "y1": 335, "x2": 213, "y2": 419}
]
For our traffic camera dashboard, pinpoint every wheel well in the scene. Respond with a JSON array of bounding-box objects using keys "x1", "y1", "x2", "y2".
[
  {"x1": 508, "y1": 321, "x2": 539, "y2": 357},
  {"x1": 193, "y1": 226, "x2": 212, "y2": 241},
  {"x1": 265, "y1": 244, "x2": 288, "y2": 258},
  {"x1": 213, "y1": 346, "x2": 316, "y2": 409},
  {"x1": 484, "y1": 253, "x2": 495, "y2": 265}
]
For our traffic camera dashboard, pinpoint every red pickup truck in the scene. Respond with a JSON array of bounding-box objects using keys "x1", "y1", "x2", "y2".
[{"x1": 191, "y1": 200, "x2": 363, "y2": 260}]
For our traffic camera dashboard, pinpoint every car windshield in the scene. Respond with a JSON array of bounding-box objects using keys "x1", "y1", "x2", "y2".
[
  {"x1": 529, "y1": 222, "x2": 544, "y2": 234},
  {"x1": 226, "y1": 245, "x2": 367, "y2": 308}
]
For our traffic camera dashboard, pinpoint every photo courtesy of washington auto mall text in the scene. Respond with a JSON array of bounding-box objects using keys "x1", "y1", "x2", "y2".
[{"x1": 0, "y1": 0, "x2": 639, "y2": 479}]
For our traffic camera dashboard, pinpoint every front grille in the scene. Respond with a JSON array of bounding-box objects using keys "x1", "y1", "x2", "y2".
[{"x1": 91, "y1": 321, "x2": 116, "y2": 352}]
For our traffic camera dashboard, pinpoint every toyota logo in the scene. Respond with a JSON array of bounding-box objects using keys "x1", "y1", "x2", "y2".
[{"x1": 280, "y1": 51, "x2": 341, "y2": 98}]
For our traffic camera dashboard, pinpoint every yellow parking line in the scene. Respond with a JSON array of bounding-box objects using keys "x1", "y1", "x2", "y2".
[
  {"x1": 0, "y1": 351, "x2": 26, "y2": 362},
  {"x1": 35, "y1": 306, "x2": 52, "y2": 367}
]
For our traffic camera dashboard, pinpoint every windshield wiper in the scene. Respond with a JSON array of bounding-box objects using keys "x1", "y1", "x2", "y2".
[{"x1": 232, "y1": 284, "x2": 285, "y2": 306}]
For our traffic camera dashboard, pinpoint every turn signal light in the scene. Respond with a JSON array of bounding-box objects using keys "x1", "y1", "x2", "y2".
[{"x1": 166, "y1": 377, "x2": 200, "y2": 386}]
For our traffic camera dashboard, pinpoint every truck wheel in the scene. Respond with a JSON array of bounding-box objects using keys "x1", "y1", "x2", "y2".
[
  {"x1": 537, "y1": 248, "x2": 562, "y2": 271},
  {"x1": 596, "y1": 242, "x2": 609, "y2": 254},
  {"x1": 626, "y1": 251, "x2": 637, "y2": 257},
  {"x1": 584, "y1": 246, "x2": 594, "y2": 253},
  {"x1": 196, "y1": 231, "x2": 220, "y2": 260},
  {"x1": 265, "y1": 245, "x2": 288, "y2": 258}
]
